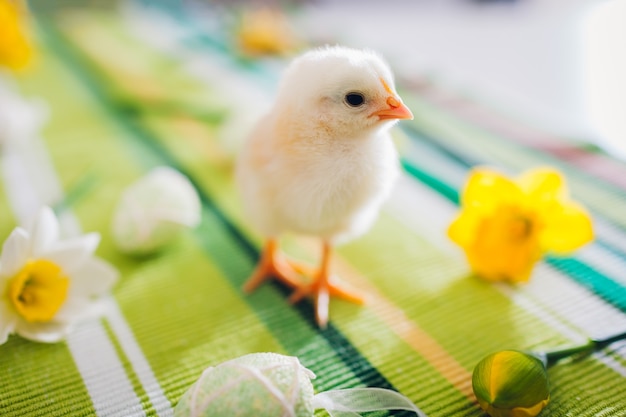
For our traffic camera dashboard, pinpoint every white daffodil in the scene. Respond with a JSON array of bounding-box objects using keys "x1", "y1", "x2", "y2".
[{"x1": 0, "y1": 206, "x2": 118, "y2": 344}]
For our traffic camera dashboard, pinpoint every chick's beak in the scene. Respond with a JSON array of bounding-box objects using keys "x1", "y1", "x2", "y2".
[{"x1": 372, "y1": 96, "x2": 414, "y2": 121}]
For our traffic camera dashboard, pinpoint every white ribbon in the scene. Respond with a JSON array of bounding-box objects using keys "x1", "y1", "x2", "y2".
[{"x1": 312, "y1": 387, "x2": 428, "y2": 417}]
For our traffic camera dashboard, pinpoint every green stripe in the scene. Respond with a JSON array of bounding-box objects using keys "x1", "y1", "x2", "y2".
[
  {"x1": 0, "y1": 338, "x2": 94, "y2": 416},
  {"x1": 400, "y1": 158, "x2": 459, "y2": 205}
]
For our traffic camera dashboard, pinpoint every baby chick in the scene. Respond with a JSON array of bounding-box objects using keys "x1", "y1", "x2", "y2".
[{"x1": 236, "y1": 45, "x2": 413, "y2": 328}]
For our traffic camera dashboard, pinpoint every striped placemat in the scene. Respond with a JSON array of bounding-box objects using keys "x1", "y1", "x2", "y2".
[{"x1": 1, "y1": 3, "x2": 626, "y2": 416}]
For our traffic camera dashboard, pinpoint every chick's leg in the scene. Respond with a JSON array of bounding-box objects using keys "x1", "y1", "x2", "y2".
[
  {"x1": 243, "y1": 238, "x2": 304, "y2": 292},
  {"x1": 289, "y1": 241, "x2": 365, "y2": 328}
]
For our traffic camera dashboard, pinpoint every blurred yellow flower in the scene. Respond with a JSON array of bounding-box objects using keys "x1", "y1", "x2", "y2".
[
  {"x1": 448, "y1": 167, "x2": 593, "y2": 282},
  {"x1": 0, "y1": 0, "x2": 33, "y2": 71},
  {"x1": 236, "y1": 8, "x2": 300, "y2": 57}
]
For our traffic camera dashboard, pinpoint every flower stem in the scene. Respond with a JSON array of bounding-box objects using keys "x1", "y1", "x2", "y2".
[
  {"x1": 543, "y1": 342, "x2": 594, "y2": 367},
  {"x1": 593, "y1": 329, "x2": 626, "y2": 349},
  {"x1": 542, "y1": 329, "x2": 626, "y2": 367}
]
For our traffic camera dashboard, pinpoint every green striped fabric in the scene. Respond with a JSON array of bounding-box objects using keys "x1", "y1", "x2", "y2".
[{"x1": 1, "y1": 4, "x2": 626, "y2": 417}]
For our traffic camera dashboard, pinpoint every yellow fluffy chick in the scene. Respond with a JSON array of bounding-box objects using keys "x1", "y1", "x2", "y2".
[{"x1": 236, "y1": 45, "x2": 413, "y2": 328}]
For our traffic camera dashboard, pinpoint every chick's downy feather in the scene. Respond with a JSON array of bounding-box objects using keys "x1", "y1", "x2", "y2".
[{"x1": 236, "y1": 45, "x2": 409, "y2": 244}]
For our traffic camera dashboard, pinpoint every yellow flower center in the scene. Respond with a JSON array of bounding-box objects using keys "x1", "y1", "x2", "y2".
[
  {"x1": 7, "y1": 259, "x2": 69, "y2": 322},
  {"x1": 508, "y1": 215, "x2": 533, "y2": 241},
  {"x1": 470, "y1": 205, "x2": 543, "y2": 282}
]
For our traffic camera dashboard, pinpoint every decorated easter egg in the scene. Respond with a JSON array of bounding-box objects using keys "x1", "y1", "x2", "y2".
[{"x1": 174, "y1": 352, "x2": 316, "y2": 417}]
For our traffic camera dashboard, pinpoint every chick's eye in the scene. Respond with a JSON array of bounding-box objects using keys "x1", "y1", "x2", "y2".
[{"x1": 344, "y1": 92, "x2": 365, "y2": 107}]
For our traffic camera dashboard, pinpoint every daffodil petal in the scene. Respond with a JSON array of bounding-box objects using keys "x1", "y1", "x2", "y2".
[
  {"x1": 14, "y1": 318, "x2": 70, "y2": 343},
  {"x1": 54, "y1": 297, "x2": 92, "y2": 322},
  {"x1": 540, "y1": 201, "x2": 594, "y2": 253},
  {"x1": 0, "y1": 299, "x2": 17, "y2": 344},
  {"x1": 448, "y1": 210, "x2": 481, "y2": 247},
  {"x1": 0, "y1": 0, "x2": 33, "y2": 71},
  {"x1": 30, "y1": 206, "x2": 60, "y2": 258},
  {"x1": 517, "y1": 167, "x2": 566, "y2": 202},
  {"x1": 463, "y1": 168, "x2": 523, "y2": 212},
  {"x1": 43, "y1": 233, "x2": 100, "y2": 274},
  {"x1": 0, "y1": 227, "x2": 29, "y2": 278},
  {"x1": 70, "y1": 257, "x2": 119, "y2": 298}
]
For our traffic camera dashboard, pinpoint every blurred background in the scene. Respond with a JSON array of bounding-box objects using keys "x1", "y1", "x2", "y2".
[
  {"x1": 27, "y1": 0, "x2": 626, "y2": 159},
  {"x1": 291, "y1": 0, "x2": 624, "y2": 159}
]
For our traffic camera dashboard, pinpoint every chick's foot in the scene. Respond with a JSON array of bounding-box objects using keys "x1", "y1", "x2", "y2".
[
  {"x1": 243, "y1": 239, "x2": 305, "y2": 292},
  {"x1": 288, "y1": 274, "x2": 365, "y2": 328},
  {"x1": 288, "y1": 242, "x2": 365, "y2": 328}
]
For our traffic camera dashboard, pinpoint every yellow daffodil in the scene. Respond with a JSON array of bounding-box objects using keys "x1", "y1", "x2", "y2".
[
  {"x1": 448, "y1": 166, "x2": 593, "y2": 282},
  {"x1": 236, "y1": 8, "x2": 300, "y2": 57},
  {"x1": 0, "y1": 0, "x2": 34, "y2": 71},
  {"x1": 472, "y1": 350, "x2": 550, "y2": 417},
  {"x1": 0, "y1": 206, "x2": 118, "y2": 344}
]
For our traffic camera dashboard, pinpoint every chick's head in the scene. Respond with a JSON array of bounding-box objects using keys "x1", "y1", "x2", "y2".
[{"x1": 275, "y1": 45, "x2": 413, "y2": 138}]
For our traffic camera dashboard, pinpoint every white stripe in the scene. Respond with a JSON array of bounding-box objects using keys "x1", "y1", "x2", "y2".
[
  {"x1": 103, "y1": 298, "x2": 174, "y2": 416},
  {"x1": 494, "y1": 282, "x2": 588, "y2": 344},
  {"x1": 595, "y1": 217, "x2": 626, "y2": 255},
  {"x1": 522, "y1": 263, "x2": 626, "y2": 343},
  {"x1": 402, "y1": 132, "x2": 468, "y2": 189},
  {"x1": 594, "y1": 348, "x2": 626, "y2": 379},
  {"x1": 1, "y1": 95, "x2": 172, "y2": 415},
  {"x1": 65, "y1": 321, "x2": 146, "y2": 417},
  {"x1": 385, "y1": 174, "x2": 460, "y2": 255}
]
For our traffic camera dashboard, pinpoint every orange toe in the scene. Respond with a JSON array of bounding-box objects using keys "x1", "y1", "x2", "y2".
[
  {"x1": 244, "y1": 240, "x2": 365, "y2": 329},
  {"x1": 289, "y1": 274, "x2": 365, "y2": 328},
  {"x1": 289, "y1": 276, "x2": 365, "y2": 304},
  {"x1": 243, "y1": 239, "x2": 304, "y2": 292}
]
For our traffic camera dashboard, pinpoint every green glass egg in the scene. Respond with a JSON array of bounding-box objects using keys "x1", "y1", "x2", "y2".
[{"x1": 472, "y1": 350, "x2": 550, "y2": 417}]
